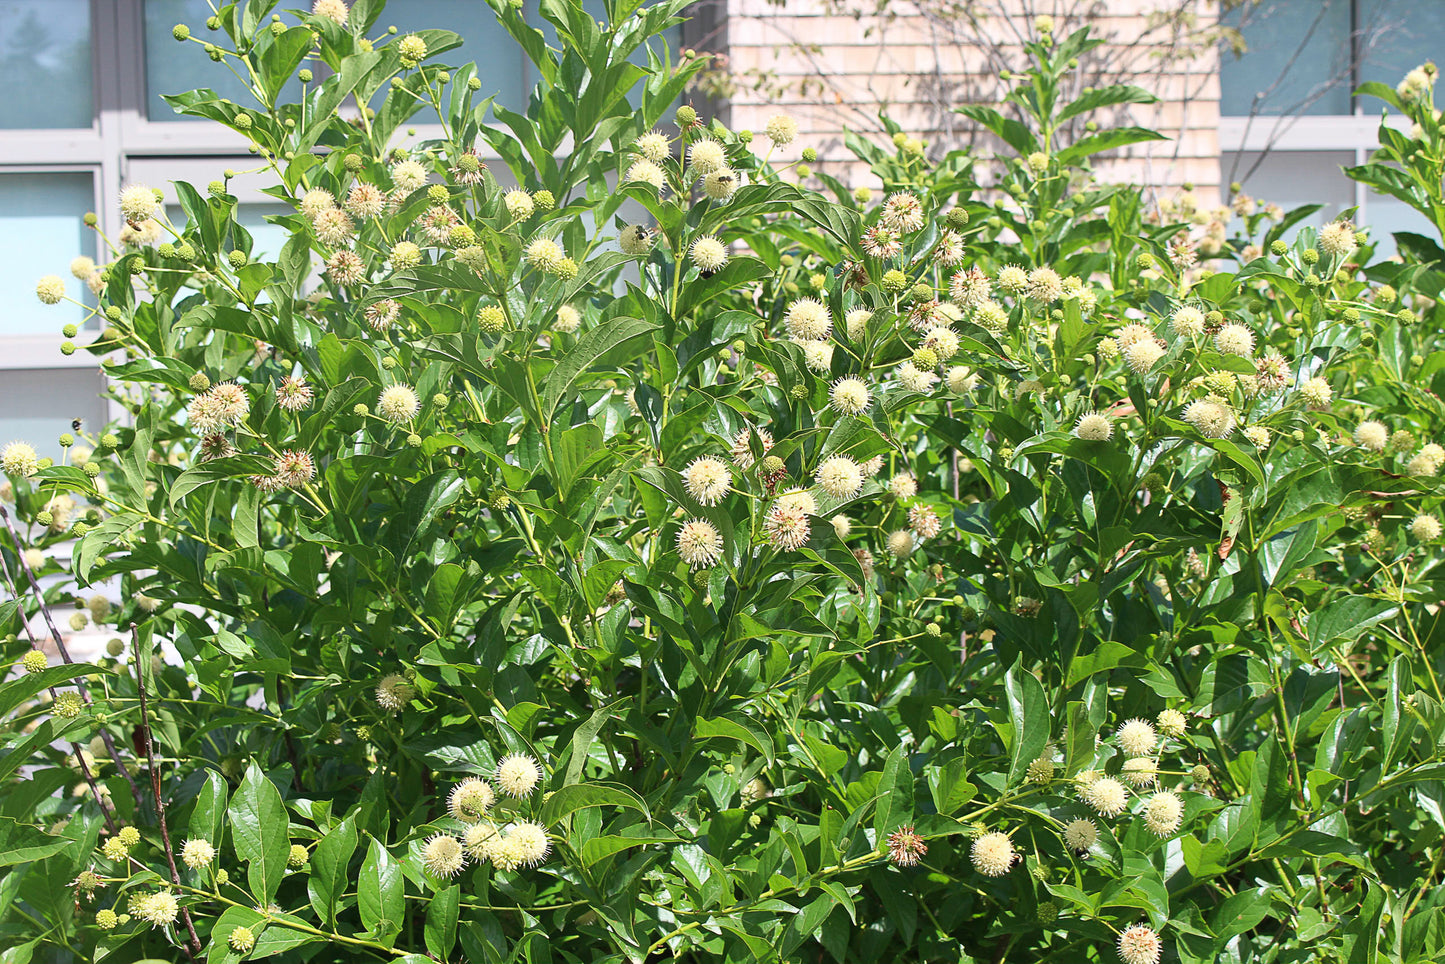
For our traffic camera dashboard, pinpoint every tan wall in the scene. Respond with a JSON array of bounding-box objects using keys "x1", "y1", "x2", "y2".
[{"x1": 720, "y1": 0, "x2": 1221, "y2": 202}]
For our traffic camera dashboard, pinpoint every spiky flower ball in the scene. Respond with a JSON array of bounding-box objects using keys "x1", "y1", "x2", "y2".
[
  {"x1": 313, "y1": 207, "x2": 355, "y2": 246},
  {"x1": 2, "y1": 441, "x2": 39, "y2": 479},
  {"x1": 683, "y1": 457, "x2": 731, "y2": 506},
  {"x1": 830, "y1": 376, "x2": 871, "y2": 415},
  {"x1": 1026, "y1": 756, "x2": 1055, "y2": 784},
  {"x1": 1122, "y1": 338, "x2": 1165, "y2": 374},
  {"x1": 36, "y1": 274, "x2": 67, "y2": 305},
  {"x1": 181, "y1": 839, "x2": 215, "y2": 869},
  {"x1": 1062, "y1": 817, "x2": 1098, "y2": 851},
  {"x1": 1411, "y1": 514, "x2": 1442, "y2": 540},
  {"x1": 1318, "y1": 220, "x2": 1357, "y2": 258},
  {"x1": 448, "y1": 778, "x2": 495, "y2": 822},
  {"x1": 96, "y1": 909, "x2": 119, "y2": 930},
  {"x1": 120, "y1": 184, "x2": 160, "y2": 224},
  {"x1": 784, "y1": 298, "x2": 832, "y2": 341},
  {"x1": 1026, "y1": 266, "x2": 1064, "y2": 303},
  {"x1": 881, "y1": 192, "x2": 925, "y2": 233},
  {"x1": 908, "y1": 504, "x2": 941, "y2": 541},
  {"x1": 396, "y1": 33, "x2": 428, "y2": 67},
  {"x1": 462, "y1": 821, "x2": 501, "y2": 860},
  {"x1": 375, "y1": 673, "x2": 415, "y2": 713},
  {"x1": 1354, "y1": 420, "x2": 1389, "y2": 452},
  {"x1": 816, "y1": 456, "x2": 863, "y2": 500},
  {"x1": 690, "y1": 235, "x2": 728, "y2": 274},
  {"x1": 377, "y1": 385, "x2": 420, "y2": 423},
  {"x1": 523, "y1": 238, "x2": 565, "y2": 272},
  {"x1": 1074, "y1": 412, "x2": 1113, "y2": 441},
  {"x1": 1121, "y1": 757, "x2": 1158, "y2": 788},
  {"x1": 54, "y1": 692, "x2": 83, "y2": 718},
  {"x1": 423, "y1": 834, "x2": 466, "y2": 878},
  {"x1": 731, "y1": 427, "x2": 773, "y2": 469},
  {"x1": 287, "y1": 843, "x2": 309, "y2": 867},
  {"x1": 1117, "y1": 718, "x2": 1158, "y2": 757},
  {"x1": 1118, "y1": 924, "x2": 1163, "y2": 964},
  {"x1": 1299, "y1": 376, "x2": 1333, "y2": 409},
  {"x1": 687, "y1": 138, "x2": 726, "y2": 175},
  {"x1": 970, "y1": 831, "x2": 1015, "y2": 876},
  {"x1": 1142, "y1": 790, "x2": 1184, "y2": 837},
  {"x1": 764, "y1": 114, "x2": 798, "y2": 146},
  {"x1": 677, "y1": 519, "x2": 724, "y2": 569},
  {"x1": 1182, "y1": 396, "x2": 1235, "y2": 439},
  {"x1": 228, "y1": 926, "x2": 256, "y2": 952},
  {"x1": 1083, "y1": 776, "x2": 1129, "y2": 817},
  {"x1": 506, "y1": 820, "x2": 551, "y2": 867},
  {"x1": 1213, "y1": 323, "x2": 1254, "y2": 356},
  {"x1": 495, "y1": 753, "x2": 542, "y2": 797},
  {"x1": 885, "y1": 528, "x2": 915, "y2": 560},
  {"x1": 626, "y1": 159, "x2": 666, "y2": 190},
  {"x1": 275, "y1": 375, "x2": 314, "y2": 412},
  {"x1": 764, "y1": 499, "x2": 811, "y2": 550},
  {"x1": 137, "y1": 891, "x2": 179, "y2": 926},
  {"x1": 703, "y1": 168, "x2": 739, "y2": 201},
  {"x1": 886, "y1": 825, "x2": 928, "y2": 866},
  {"x1": 1169, "y1": 305, "x2": 1206, "y2": 338},
  {"x1": 634, "y1": 130, "x2": 670, "y2": 161}
]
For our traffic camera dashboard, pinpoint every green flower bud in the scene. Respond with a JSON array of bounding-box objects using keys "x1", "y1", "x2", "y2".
[
  {"x1": 189, "y1": 372, "x2": 211, "y2": 392},
  {"x1": 795, "y1": 164, "x2": 811, "y2": 178},
  {"x1": 60, "y1": 341, "x2": 76, "y2": 356},
  {"x1": 1302, "y1": 247, "x2": 1319, "y2": 265},
  {"x1": 228, "y1": 250, "x2": 247, "y2": 268},
  {"x1": 270, "y1": 21, "x2": 285, "y2": 36},
  {"x1": 36, "y1": 511, "x2": 53, "y2": 527},
  {"x1": 801, "y1": 147, "x2": 818, "y2": 162},
  {"x1": 299, "y1": 68, "x2": 313, "y2": 83},
  {"x1": 407, "y1": 433, "x2": 422, "y2": 447},
  {"x1": 533, "y1": 190, "x2": 555, "y2": 211},
  {"x1": 72, "y1": 522, "x2": 91, "y2": 536},
  {"x1": 882, "y1": 269, "x2": 908, "y2": 292},
  {"x1": 344, "y1": 153, "x2": 364, "y2": 172},
  {"x1": 468, "y1": 77, "x2": 482, "y2": 90},
  {"x1": 1136, "y1": 252, "x2": 1154, "y2": 269},
  {"x1": 676, "y1": 105, "x2": 698, "y2": 127},
  {"x1": 206, "y1": 15, "x2": 220, "y2": 29},
  {"x1": 945, "y1": 208, "x2": 969, "y2": 229},
  {"x1": 233, "y1": 113, "x2": 252, "y2": 130},
  {"x1": 62, "y1": 323, "x2": 78, "y2": 338},
  {"x1": 175, "y1": 243, "x2": 196, "y2": 262},
  {"x1": 83, "y1": 462, "x2": 101, "y2": 478},
  {"x1": 84, "y1": 212, "x2": 98, "y2": 227},
  {"x1": 1270, "y1": 239, "x2": 1288, "y2": 256},
  {"x1": 157, "y1": 242, "x2": 176, "y2": 259},
  {"x1": 353, "y1": 403, "x2": 369, "y2": 416},
  {"x1": 427, "y1": 184, "x2": 449, "y2": 203},
  {"x1": 1398, "y1": 308, "x2": 1417, "y2": 325},
  {"x1": 760, "y1": 455, "x2": 785, "y2": 477}
]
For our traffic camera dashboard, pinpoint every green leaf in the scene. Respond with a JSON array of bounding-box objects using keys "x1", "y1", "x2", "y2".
[
  {"x1": 424, "y1": 884, "x2": 460, "y2": 960},
  {"x1": 188, "y1": 771, "x2": 228, "y2": 848},
  {"x1": 1003, "y1": 663, "x2": 1050, "y2": 785},
  {"x1": 259, "y1": 27, "x2": 313, "y2": 105},
  {"x1": 358, "y1": 835, "x2": 404, "y2": 943},
  {"x1": 872, "y1": 743, "x2": 914, "y2": 836},
  {"x1": 230, "y1": 764, "x2": 290, "y2": 904},
  {"x1": 307, "y1": 815, "x2": 357, "y2": 927},
  {"x1": 579, "y1": 832, "x2": 680, "y2": 866},
  {"x1": 539, "y1": 316, "x2": 659, "y2": 420},
  {"x1": 539, "y1": 782, "x2": 650, "y2": 825},
  {"x1": 1308, "y1": 596, "x2": 1398, "y2": 653}
]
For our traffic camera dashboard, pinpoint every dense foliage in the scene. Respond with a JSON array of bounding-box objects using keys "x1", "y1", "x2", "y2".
[{"x1": 3, "y1": 3, "x2": 1445, "y2": 962}]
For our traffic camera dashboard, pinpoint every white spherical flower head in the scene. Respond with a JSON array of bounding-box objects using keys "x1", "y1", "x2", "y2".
[
  {"x1": 377, "y1": 384, "x2": 420, "y2": 423},
  {"x1": 1182, "y1": 396, "x2": 1235, "y2": 439},
  {"x1": 462, "y1": 821, "x2": 500, "y2": 860},
  {"x1": 844, "y1": 308, "x2": 872, "y2": 341},
  {"x1": 69, "y1": 256, "x2": 95, "y2": 280},
  {"x1": 139, "y1": 891, "x2": 180, "y2": 926},
  {"x1": 1121, "y1": 757, "x2": 1158, "y2": 788},
  {"x1": 801, "y1": 340, "x2": 834, "y2": 373},
  {"x1": 504, "y1": 189, "x2": 535, "y2": 221},
  {"x1": 634, "y1": 130, "x2": 670, "y2": 162},
  {"x1": 554, "y1": 305, "x2": 581, "y2": 333},
  {"x1": 830, "y1": 376, "x2": 871, "y2": 416},
  {"x1": 1156, "y1": 708, "x2": 1187, "y2": 738},
  {"x1": 1074, "y1": 412, "x2": 1113, "y2": 442},
  {"x1": 922, "y1": 326, "x2": 960, "y2": 361},
  {"x1": 1318, "y1": 220, "x2": 1357, "y2": 258},
  {"x1": 687, "y1": 138, "x2": 726, "y2": 176},
  {"x1": 731, "y1": 427, "x2": 773, "y2": 468},
  {"x1": 831, "y1": 514, "x2": 852, "y2": 539},
  {"x1": 312, "y1": 0, "x2": 350, "y2": 26},
  {"x1": 1117, "y1": 718, "x2": 1158, "y2": 757},
  {"x1": 422, "y1": 833, "x2": 466, "y2": 879},
  {"x1": 36, "y1": 275, "x2": 66, "y2": 305},
  {"x1": 523, "y1": 238, "x2": 565, "y2": 272},
  {"x1": 1169, "y1": 305, "x2": 1206, "y2": 338},
  {"x1": 120, "y1": 184, "x2": 160, "y2": 223},
  {"x1": 946, "y1": 366, "x2": 978, "y2": 394},
  {"x1": 181, "y1": 839, "x2": 215, "y2": 869},
  {"x1": 375, "y1": 673, "x2": 415, "y2": 712},
  {"x1": 618, "y1": 224, "x2": 655, "y2": 257},
  {"x1": 677, "y1": 519, "x2": 724, "y2": 569},
  {"x1": 495, "y1": 754, "x2": 542, "y2": 797},
  {"x1": 908, "y1": 504, "x2": 942, "y2": 540},
  {"x1": 507, "y1": 820, "x2": 551, "y2": 867},
  {"x1": 626, "y1": 158, "x2": 666, "y2": 190},
  {"x1": 703, "y1": 168, "x2": 740, "y2": 201},
  {"x1": 897, "y1": 361, "x2": 938, "y2": 393},
  {"x1": 815, "y1": 455, "x2": 863, "y2": 500},
  {"x1": 1122, "y1": 339, "x2": 1165, "y2": 374},
  {"x1": 881, "y1": 192, "x2": 925, "y2": 233},
  {"x1": 1062, "y1": 817, "x2": 1098, "y2": 851},
  {"x1": 887, "y1": 473, "x2": 918, "y2": 499},
  {"x1": 1026, "y1": 266, "x2": 1064, "y2": 303},
  {"x1": 1213, "y1": 323, "x2": 1254, "y2": 356},
  {"x1": 690, "y1": 235, "x2": 728, "y2": 274},
  {"x1": 392, "y1": 159, "x2": 428, "y2": 194},
  {"x1": 970, "y1": 831, "x2": 1015, "y2": 877},
  {"x1": 1242, "y1": 425, "x2": 1270, "y2": 448},
  {"x1": 300, "y1": 187, "x2": 335, "y2": 218},
  {"x1": 996, "y1": 265, "x2": 1028, "y2": 294},
  {"x1": 1118, "y1": 924, "x2": 1163, "y2": 964},
  {"x1": 1299, "y1": 376, "x2": 1333, "y2": 410},
  {"x1": 885, "y1": 528, "x2": 914, "y2": 559},
  {"x1": 448, "y1": 777, "x2": 496, "y2": 822},
  {"x1": 764, "y1": 114, "x2": 799, "y2": 146},
  {"x1": 1142, "y1": 790, "x2": 1184, "y2": 837},
  {"x1": 1082, "y1": 776, "x2": 1129, "y2": 817},
  {"x1": 1411, "y1": 513, "x2": 1442, "y2": 541},
  {"x1": 763, "y1": 501, "x2": 811, "y2": 550},
  {"x1": 1354, "y1": 420, "x2": 1389, "y2": 452},
  {"x1": 784, "y1": 298, "x2": 832, "y2": 341},
  {"x1": 683, "y1": 456, "x2": 731, "y2": 506},
  {"x1": 2, "y1": 441, "x2": 40, "y2": 478}
]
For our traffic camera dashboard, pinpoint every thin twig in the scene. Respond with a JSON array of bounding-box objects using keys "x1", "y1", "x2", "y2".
[
  {"x1": 133, "y1": 627, "x2": 203, "y2": 957},
  {"x1": 0, "y1": 542, "x2": 118, "y2": 834},
  {"x1": 0, "y1": 502, "x2": 145, "y2": 807}
]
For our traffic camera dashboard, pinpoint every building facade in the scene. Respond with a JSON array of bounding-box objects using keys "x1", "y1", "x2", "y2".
[{"x1": 0, "y1": 0, "x2": 1432, "y2": 450}]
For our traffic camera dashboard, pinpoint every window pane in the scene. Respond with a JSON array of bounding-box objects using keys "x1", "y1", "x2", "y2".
[
  {"x1": 143, "y1": 0, "x2": 303, "y2": 120},
  {"x1": 0, "y1": 369, "x2": 108, "y2": 463},
  {"x1": 1357, "y1": 0, "x2": 1445, "y2": 92},
  {"x1": 372, "y1": 0, "x2": 526, "y2": 113},
  {"x1": 1223, "y1": 150, "x2": 1355, "y2": 232},
  {"x1": 0, "y1": 0, "x2": 92, "y2": 129},
  {"x1": 1220, "y1": 0, "x2": 1351, "y2": 116},
  {"x1": 0, "y1": 173, "x2": 93, "y2": 335}
]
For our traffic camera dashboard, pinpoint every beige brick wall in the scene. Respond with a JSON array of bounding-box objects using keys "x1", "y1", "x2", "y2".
[{"x1": 720, "y1": 0, "x2": 1222, "y2": 202}]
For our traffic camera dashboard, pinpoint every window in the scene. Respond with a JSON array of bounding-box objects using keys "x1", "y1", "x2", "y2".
[
  {"x1": 0, "y1": 0, "x2": 93, "y2": 129},
  {"x1": 1218, "y1": 0, "x2": 1442, "y2": 247}
]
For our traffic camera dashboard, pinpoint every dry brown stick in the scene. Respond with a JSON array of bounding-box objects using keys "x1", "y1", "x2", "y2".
[
  {"x1": 133, "y1": 628, "x2": 202, "y2": 957},
  {"x1": 0, "y1": 502, "x2": 145, "y2": 807}
]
